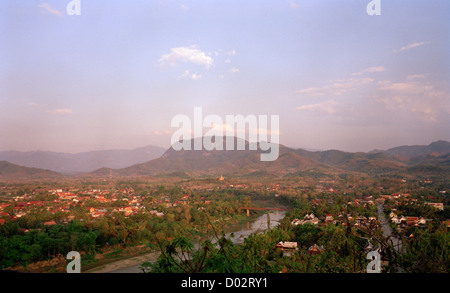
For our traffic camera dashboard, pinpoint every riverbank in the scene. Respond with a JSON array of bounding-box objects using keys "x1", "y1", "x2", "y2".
[
  {"x1": 4, "y1": 209, "x2": 285, "y2": 273},
  {"x1": 84, "y1": 250, "x2": 161, "y2": 273},
  {"x1": 85, "y1": 211, "x2": 271, "y2": 273},
  {"x1": 107, "y1": 210, "x2": 286, "y2": 273},
  {"x1": 3, "y1": 244, "x2": 156, "y2": 273}
]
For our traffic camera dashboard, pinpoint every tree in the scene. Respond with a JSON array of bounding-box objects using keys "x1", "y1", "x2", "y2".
[
  {"x1": 29, "y1": 243, "x2": 42, "y2": 261},
  {"x1": 294, "y1": 223, "x2": 320, "y2": 247}
]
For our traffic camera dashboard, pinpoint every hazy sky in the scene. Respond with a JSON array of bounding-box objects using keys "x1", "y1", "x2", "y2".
[{"x1": 1, "y1": 0, "x2": 449, "y2": 153}]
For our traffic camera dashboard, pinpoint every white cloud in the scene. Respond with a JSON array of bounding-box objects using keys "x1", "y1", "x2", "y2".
[
  {"x1": 297, "y1": 77, "x2": 374, "y2": 97},
  {"x1": 38, "y1": 3, "x2": 64, "y2": 17},
  {"x1": 377, "y1": 80, "x2": 432, "y2": 95},
  {"x1": 406, "y1": 74, "x2": 426, "y2": 80},
  {"x1": 230, "y1": 68, "x2": 240, "y2": 73},
  {"x1": 394, "y1": 42, "x2": 431, "y2": 53},
  {"x1": 47, "y1": 109, "x2": 73, "y2": 115},
  {"x1": 296, "y1": 87, "x2": 325, "y2": 97},
  {"x1": 297, "y1": 100, "x2": 339, "y2": 114},
  {"x1": 352, "y1": 66, "x2": 385, "y2": 76},
  {"x1": 27, "y1": 102, "x2": 42, "y2": 108},
  {"x1": 181, "y1": 70, "x2": 202, "y2": 80},
  {"x1": 375, "y1": 78, "x2": 448, "y2": 122},
  {"x1": 159, "y1": 46, "x2": 214, "y2": 69}
]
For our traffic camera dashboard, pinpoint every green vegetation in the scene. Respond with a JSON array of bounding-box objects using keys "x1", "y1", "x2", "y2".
[
  {"x1": 0, "y1": 174, "x2": 448, "y2": 273},
  {"x1": 0, "y1": 183, "x2": 257, "y2": 270}
]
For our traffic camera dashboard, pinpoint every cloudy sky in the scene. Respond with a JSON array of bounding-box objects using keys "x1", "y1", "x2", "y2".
[{"x1": 0, "y1": 0, "x2": 449, "y2": 153}]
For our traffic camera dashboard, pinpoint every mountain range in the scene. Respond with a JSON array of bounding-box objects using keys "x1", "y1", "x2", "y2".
[
  {"x1": 0, "y1": 145, "x2": 166, "y2": 174},
  {"x1": 0, "y1": 161, "x2": 62, "y2": 180},
  {"x1": 0, "y1": 139, "x2": 449, "y2": 180},
  {"x1": 92, "y1": 139, "x2": 450, "y2": 178}
]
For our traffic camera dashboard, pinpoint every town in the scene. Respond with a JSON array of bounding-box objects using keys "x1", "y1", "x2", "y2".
[{"x1": 0, "y1": 174, "x2": 448, "y2": 273}]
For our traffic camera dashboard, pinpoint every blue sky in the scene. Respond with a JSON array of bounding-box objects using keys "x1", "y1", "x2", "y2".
[{"x1": 0, "y1": 0, "x2": 449, "y2": 153}]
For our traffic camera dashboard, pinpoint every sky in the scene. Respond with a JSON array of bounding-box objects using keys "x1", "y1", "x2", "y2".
[{"x1": 0, "y1": 0, "x2": 449, "y2": 153}]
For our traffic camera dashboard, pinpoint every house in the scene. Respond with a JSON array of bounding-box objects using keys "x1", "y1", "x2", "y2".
[
  {"x1": 291, "y1": 219, "x2": 302, "y2": 226},
  {"x1": 119, "y1": 207, "x2": 133, "y2": 216},
  {"x1": 15, "y1": 212, "x2": 26, "y2": 218},
  {"x1": 442, "y1": 220, "x2": 450, "y2": 228},
  {"x1": 304, "y1": 213, "x2": 315, "y2": 220},
  {"x1": 308, "y1": 215, "x2": 319, "y2": 225},
  {"x1": 44, "y1": 221, "x2": 56, "y2": 226},
  {"x1": 92, "y1": 212, "x2": 105, "y2": 218},
  {"x1": 276, "y1": 241, "x2": 298, "y2": 250},
  {"x1": 0, "y1": 203, "x2": 10, "y2": 211},
  {"x1": 149, "y1": 210, "x2": 164, "y2": 217},
  {"x1": 426, "y1": 202, "x2": 444, "y2": 211},
  {"x1": 405, "y1": 217, "x2": 419, "y2": 226},
  {"x1": 292, "y1": 214, "x2": 320, "y2": 226},
  {"x1": 307, "y1": 244, "x2": 324, "y2": 255},
  {"x1": 95, "y1": 196, "x2": 109, "y2": 203},
  {"x1": 325, "y1": 214, "x2": 334, "y2": 222},
  {"x1": 391, "y1": 217, "x2": 402, "y2": 225}
]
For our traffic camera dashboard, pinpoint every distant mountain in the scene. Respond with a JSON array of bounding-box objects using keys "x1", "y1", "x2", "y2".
[
  {"x1": 4, "y1": 139, "x2": 447, "y2": 179},
  {"x1": 92, "y1": 137, "x2": 330, "y2": 177},
  {"x1": 0, "y1": 161, "x2": 63, "y2": 179},
  {"x1": 0, "y1": 145, "x2": 166, "y2": 174},
  {"x1": 295, "y1": 149, "x2": 407, "y2": 173},
  {"x1": 373, "y1": 140, "x2": 450, "y2": 157},
  {"x1": 370, "y1": 140, "x2": 450, "y2": 166},
  {"x1": 92, "y1": 137, "x2": 424, "y2": 178}
]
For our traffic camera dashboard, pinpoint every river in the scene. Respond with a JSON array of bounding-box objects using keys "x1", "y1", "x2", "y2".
[
  {"x1": 377, "y1": 204, "x2": 402, "y2": 252},
  {"x1": 107, "y1": 210, "x2": 286, "y2": 273}
]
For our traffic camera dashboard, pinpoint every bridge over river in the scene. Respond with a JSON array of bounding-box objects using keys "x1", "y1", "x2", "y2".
[{"x1": 241, "y1": 207, "x2": 291, "y2": 229}]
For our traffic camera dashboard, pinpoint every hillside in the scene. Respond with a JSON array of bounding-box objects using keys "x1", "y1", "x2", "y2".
[
  {"x1": 0, "y1": 161, "x2": 63, "y2": 179},
  {"x1": 295, "y1": 149, "x2": 407, "y2": 174},
  {"x1": 0, "y1": 145, "x2": 166, "y2": 174},
  {"x1": 372, "y1": 140, "x2": 450, "y2": 165},
  {"x1": 3, "y1": 139, "x2": 447, "y2": 180},
  {"x1": 93, "y1": 137, "x2": 434, "y2": 178},
  {"x1": 91, "y1": 137, "x2": 327, "y2": 177}
]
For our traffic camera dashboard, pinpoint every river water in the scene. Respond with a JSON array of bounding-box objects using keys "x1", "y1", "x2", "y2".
[
  {"x1": 377, "y1": 204, "x2": 402, "y2": 252},
  {"x1": 110, "y1": 210, "x2": 286, "y2": 273}
]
